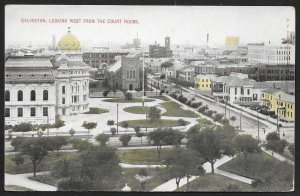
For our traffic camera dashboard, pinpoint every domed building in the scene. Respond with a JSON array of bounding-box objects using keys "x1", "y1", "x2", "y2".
[
  {"x1": 54, "y1": 27, "x2": 90, "y2": 116},
  {"x1": 57, "y1": 27, "x2": 81, "y2": 52}
]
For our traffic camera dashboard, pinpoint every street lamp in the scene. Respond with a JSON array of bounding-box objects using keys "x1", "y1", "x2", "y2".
[{"x1": 277, "y1": 107, "x2": 286, "y2": 138}]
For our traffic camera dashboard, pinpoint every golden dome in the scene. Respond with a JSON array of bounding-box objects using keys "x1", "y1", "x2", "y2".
[{"x1": 57, "y1": 27, "x2": 81, "y2": 51}]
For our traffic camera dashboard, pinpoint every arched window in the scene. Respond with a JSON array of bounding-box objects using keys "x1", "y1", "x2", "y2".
[
  {"x1": 43, "y1": 90, "x2": 48, "y2": 101},
  {"x1": 5, "y1": 90, "x2": 10, "y2": 101},
  {"x1": 30, "y1": 90, "x2": 36, "y2": 101},
  {"x1": 18, "y1": 90, "x2": 23, "y2": 101}
]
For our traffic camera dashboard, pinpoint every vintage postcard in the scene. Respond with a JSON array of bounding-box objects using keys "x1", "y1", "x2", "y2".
[{"x1": 4, "y1": 5, "x2": 295, "y2": 192}]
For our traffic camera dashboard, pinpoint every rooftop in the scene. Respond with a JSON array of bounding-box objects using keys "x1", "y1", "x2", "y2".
[{"x1": 5, "y1": 56, "x2": 53, "y2": 68}]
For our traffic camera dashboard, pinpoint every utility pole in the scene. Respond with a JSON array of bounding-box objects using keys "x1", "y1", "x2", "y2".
[
  {"x1": 240, "y1": 108, "x2": 242, "y2": 131},
  {"x1": 117, "y1": 103, "x2": 119, "y2": 134},
  {"x1": 257, "y1": 110, "x2": 260, "y2": 142}
]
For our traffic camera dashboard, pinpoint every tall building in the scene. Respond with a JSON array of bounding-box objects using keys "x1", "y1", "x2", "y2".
[
  {"x1": 247, "y1": 43, "x2": 295, "y2": 65},
  {"x1": 149, "y1": 37, "x2": 172, "y2": 58}
]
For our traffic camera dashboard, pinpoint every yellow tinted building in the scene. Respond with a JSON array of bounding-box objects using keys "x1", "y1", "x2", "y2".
[{"x1": 195, "y1": 74, "x2": 215, "y2": 91}]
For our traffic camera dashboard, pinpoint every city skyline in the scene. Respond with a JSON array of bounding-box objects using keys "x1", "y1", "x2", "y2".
[{"x1": 5, "y1": 5, "x2": 295, "y2": 48}]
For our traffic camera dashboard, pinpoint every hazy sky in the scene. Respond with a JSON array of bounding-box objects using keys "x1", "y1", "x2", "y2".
[{"x1": 5, "y1": 5, "x2": 295, "y2": 47}]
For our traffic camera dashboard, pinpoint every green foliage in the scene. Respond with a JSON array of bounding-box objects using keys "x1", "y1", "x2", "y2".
[
  {"x1": 57, "y1": 146, "x2": 123, "y2": 191},
  {"x1": 119, "y1": 134, "x2": 132, "y2": 147},
  {"x1": 82, "y1": 121, "x2": 97, "y2": 135},
  {"x1": 230, "y1": 116, "x2": 237, "y2": 121},
  {"x1": 168, "y1": 77, "x2": 194, "y2": 88},
  {"x1": 234, "y1": 135, "x2": 260, "y2": 162},
  {"x1": 124, "y1": 92, "x2": 133, "y2": 100},
  {"x1": 110, "y1": 128, "x2": 117, "y2": 135},
  {"x1": 12, "y1": 153, "x2": 24, "y2": 166},
  {"x1": 147, "y1": 106, "x2": 161, "y2": 121},
  {"x1": 54, "y1": 115, "x2": 65, "y2": 129},
  {"x1": 221, "y1": 183, "x2": 241, "y2": 191},
  {"x1": 265, "y1": 132, "x2": 288, "y2": 153},
  {"x1": 213, "y1": 113, "x2": 223, "y2": 122},
  {"x1": 12, "y1": 123, "x2": 32, "y2": 132},
  {"x1": 165, "y1": 147, "x2": 205, "y2": 189},
  {"x1": 148, "y1": 128, "x2": 185, "y2": 160},
  {"x1": 205, "y1": 110, "x2": 213, "y2": 117},
  {"x1": 96, "y1": 134, "x2": 110, "y2": 146},
  {"x1": 187, "y1": 126, "x2": 236, "y2": 174},
  {"x1": 177, "y1": 119, "x2": 188, "y2": 126},
  {"x1": 107, "y1": 120, "x2": 115, "y2": 126},
  {"x1": 198, "y1": 105, "x2": 208, "y2": 113},
  {"x1": 84, "y1": 107, "x2": 109, "y2": 114},
  {"x1": 11, "y1": 137, "x2": 30, "y2": 151},
  {"x1": 70, "y1": 139, "x2": 94, "y2": 152},
  {"x1": 103, "y1": 89, "x2": 110, "y2": 97},
  {"x1": 134, "y1": 126, "x2": 141, "y2": 134},
  {"x1": 47, "y1": 136, "x2": 69, "y2": 153},
  {"x1": 69, "y1": 129, "x2": 75, "y2": 136},
  {"x1": 121, "y1": 121, "x2": 129, "y2": 130}
]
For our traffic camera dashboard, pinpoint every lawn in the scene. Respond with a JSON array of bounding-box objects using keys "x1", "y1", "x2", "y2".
[
  {"x1": 218, "y1": 152, "x2": 294, "y2": 192},
  {"x1": 83, "y1": 107, "x2": 109, "y2": 114},
  {"x1": 161, "y1": 101, "x2": 198, "y2": 118},
  {"x1": 117, "y1": 148, "x2": 173, "y2": 164},
  {"x1": 5, "y1": 185, "x2": 35, "y2": 191},
  {"x1": 123, "y1": 106, "x2": 153, "y2": 114},
  {"x1": 176, "y1": 174, "x2": 261, "y2": 192},
  {"x1": 148, "y1": 96, "x2": 169, "y2": 101},
  {"x1": 117, "y1": 119, "x2": 189, "y2": 128},
  {"x1": 5, "y1": 151, "x2": 80, "y2": 174},
  {"x1": 102, "y1": 98, "x2": 155, "y2": 103}
]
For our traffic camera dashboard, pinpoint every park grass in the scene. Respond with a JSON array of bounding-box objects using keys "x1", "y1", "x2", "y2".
[
  {"x1": 121, "y1": 167, "x2": 169, "y2": 191},
  {"x1": 102, "y1": 98, "x2": 155, "y2": 103},
  {"x1": 5, "y1": 151, "x2": 80, "y2": 174},
  {"x1": 218, "y1": 152, "x2": 294, "y2": 192},
  {"x1": 117, "y1": 148, "x2": 173, "y2": 164},
  {"x1": 123, "y1": 106, "x2": 153, "y2": 114},
  {"x1": 175, "y1": 174, "x2": 261, "y2": 192},
  {"x1": 148, "y1": 96, "x2": 170, "y2": 101},
  {"x1": 83, "y1": 107, "x2": 109, "y2": 114},
  {"x1": 161, "y1": 101, "x2": 198, "y2": 118},
  {"x1": 28, "y1": 174, "x2": 60, "y2": 187},
  {"x1": 5, "y1": 185, "x2": 35, "y2": 191},
  {"x1": 117, "y1": 119, "x2": 189, "y2": 128}
]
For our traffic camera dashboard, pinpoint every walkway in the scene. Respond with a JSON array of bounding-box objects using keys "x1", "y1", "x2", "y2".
[
  {"x1": 120, "y1": 163, "x2": 165, "y2": 168},
  {"x1": 5, "y1": 171, "x2": 57, "y2": 191},
  {"x1": 261, "y1": 147, "x2": 294, "y2": 165},
  {"x1": 152, "y1": 155, "x2": 254, "y2": 192}
]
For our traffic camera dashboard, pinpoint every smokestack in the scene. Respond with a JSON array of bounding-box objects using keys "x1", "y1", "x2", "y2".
[{"x1": 207, "y1": 33, "x2": 209, "y2": 44}]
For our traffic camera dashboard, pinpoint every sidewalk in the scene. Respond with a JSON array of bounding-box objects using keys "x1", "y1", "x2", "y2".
[
  {"x1": 120, "y1": 163, "x2": 166, "y2": 168},
  {"x1": 5, "y1": 171, "x2": 57, "y2": 191},
  {"x1": 261, "y1": 147, "x2": 294, "y2": 165}
]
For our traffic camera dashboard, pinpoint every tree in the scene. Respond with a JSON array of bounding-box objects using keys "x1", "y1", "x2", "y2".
[
  {"x1": 96, "y1": 133, "x2": 110, "y2": 146},
  {"x1": 12, "y1": 123, "x2": 32, "y2": 135},
  {"x1": 70, "y1": 139, "x2": 94, "y2": 152},
  {"x1": 288, "y1": 143, "x2": 295, "y2": 158},
  {"x1": 230, "y1": 116, "x2": 237, "y2": 121},
  {"x1": 265, "y1": 132, "x2": 288, "y2": 153},
  {"x1": 165, "y1": 147, "x2": 205, "y2": 190},
  {"x1": 119, "y1": 134, "x2": 132, "y2": 147},
  {"x1": 206, "y1": 110, "x2": 213, "y2": 117},
  {"x1": 12, "y1": 153, "x2": 24, "y2": 166},
  {"x1": 138, "y1": 168, "x2": 149, "y2": 190},
  {"x1": 82, "y1": 121, "x2": 97, "y2": 135},
  {"x1": 187, "y1": 127, "x2": 235, "y2": 174},
  {"x1": 148, "y1": 128, "x2": 184, "y2": 160},
  {"x1": 11, "y1": 137, "x2": 31, "y2": 151},
  {"x1": 57, "y1": 146, "x2": 123, "y2": 191},
  {"x1": 121, "y1": 121, "x2": 129, "y2": 131},
  {"x1": 124, "y1": 92, "x2": 133, "y2": 100},
  {"x1": 110, "y1": 127, "x2": 117, "y2": 136},
  {"x1": 160, "y1": 74, "x2": 166, "y2": 89},
  {"x1": 19, "y1": 138, "x2": 52, "y2": 177},
  {"x1": 48, "y1": 136, "x2": 69, "y2": 154},
  {"x1": 103, "y1": 89, "x2": 110, "y2": 97},
  {"x1": 178, "y1": 119, "x2": 187, "y2": 127},
  {"x1": 107, "y1": 120, "x2": 115, "y2": 128},
  {"x1": 54, "y1": 115, "x2": 65, "y2": 134},
  {"x1": 147, "y1": 106, "x2": 161, "y2": 122},
  {"x1": 213, "y1": 113, "x2": 223, "y2": 122},
  {"x1": 69, "y1": 128, "x2": 75, "y2": 136},
  {"x1": 234, "y1": 135, "x2": 260, "y2": 161}
]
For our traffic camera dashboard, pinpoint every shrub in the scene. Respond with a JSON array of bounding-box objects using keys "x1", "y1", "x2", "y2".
[
  {"x1": 213, "y1": 113, "x2": 223, "y2": 122},
  {"x1": 230, "y1": 116, "x2": 237, "y2": 121},
  {"x1": 205, "y1": 110, "x2": 213, "y2": 117},
  {"x1": 12, "y1": 153, "x2": 24, "y2": 165},
  {"x1": 96, "y1": 133, "x2": 110, "y2": 146},
  {"x1": 186, "y1": 100, "x2": 192, "y2": 106},
  {"x1": 103, "y1": 89, "x2": 110, "y2": 97},
  {"x1": 69, "y1": 129, "x2": 75, "y2": 136},
  {"x1": 265, "y1": 132, "x2": 288, "y2": 153},
  {"x1": 119, "y1": 134, "x2": 132, "y2": 147},
  {"x1": 178, "y1": 119, "x2": 187, "y2": 126},
  {"x1": 124, "y1": 92, "x2": 133, "y2": 100},
  {"x1": 110, "y1": 128, "x2": 117, "y2": 136}
]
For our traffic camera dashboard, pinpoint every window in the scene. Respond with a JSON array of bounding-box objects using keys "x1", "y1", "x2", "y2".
[
  {"x1": 62, "y1": 86, "x2": 66, "y2": 94},
  {"x1": 43, "y1": 107, "x2": 48, "y2": 116},
  {"x1": 74, "y1": 96, "x2": 77, "y2": 103},
  {"x1": 30, "y1": 90, "x2": 36, "y2": 101},
  {"x1": 133, "y1": 70, "x2": 136, "y2": 78},
  {"x1": 247, "y1": 89, "x2": 250, "y2": 95},
  {"x1": 127, "y1": 70, "x2": 129, "y2": 79},
  {"x1": 18, "y1": 108, "x2": 23, "y2": 117},
  {"x1": 5, "y1": 90, "x2": 10, "y2": 101},
  {"x1": 30, "y1": 108, "x2": 36, "y2": 117},
  {"x1": 43, "y1": 90, "x2": 48, "y2": 101},
  {"x1": 18, "y1": 90, "x2": 23, "y2": 101},
  {"x1": 241, "y1": 88, "x2": 244, "y2": 95},
  {"x1": 62, "y1": 108, "x2": 66, "y2": 115},
  {"x1": 62, "y1": 98, "x2": 65, "y2": 104},
  {"x1": 235, "y1": 88, "x2": 237, "y2": 95},
  {"x1": 5, "y1": 108, "x2": 10, "y2": 117}
]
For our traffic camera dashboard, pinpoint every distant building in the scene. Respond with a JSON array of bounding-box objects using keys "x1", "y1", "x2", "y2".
[
  {"x1": 149, "y1": 37, "x2": 172, "y2": 58},
  {"x1": 247, "y1": 43, "x2": 295, "y2": 65},
  {"x1": 179, "y1": 66, "x2": 194, "y2": 83},
  {"x1": 225, "y1": 36, "x2": 239, "y2": 45},
  {"x1": 195, "y1": 74, "x2": 216, "y2": 91},
  {"x1": 83, "y1": 51, "x2": 129, "y2": 80},
  {"x1": 256, "y1": 64, "x2": 295, "y2": 81},
  {"x1": 194, "y1": 64, "x2": 216, "y2": 75},
  {"x1": 106, "y1": 56, "x2": 146, "y2": 91}
]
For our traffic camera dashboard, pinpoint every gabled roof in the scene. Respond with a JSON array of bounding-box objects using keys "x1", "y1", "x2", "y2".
[
  {"x1": 109, "y1": 59, "x2": 122, "y2": 72},
  {"x1": 5, "y1": 56, "x2": 53, "y2": 68}
]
